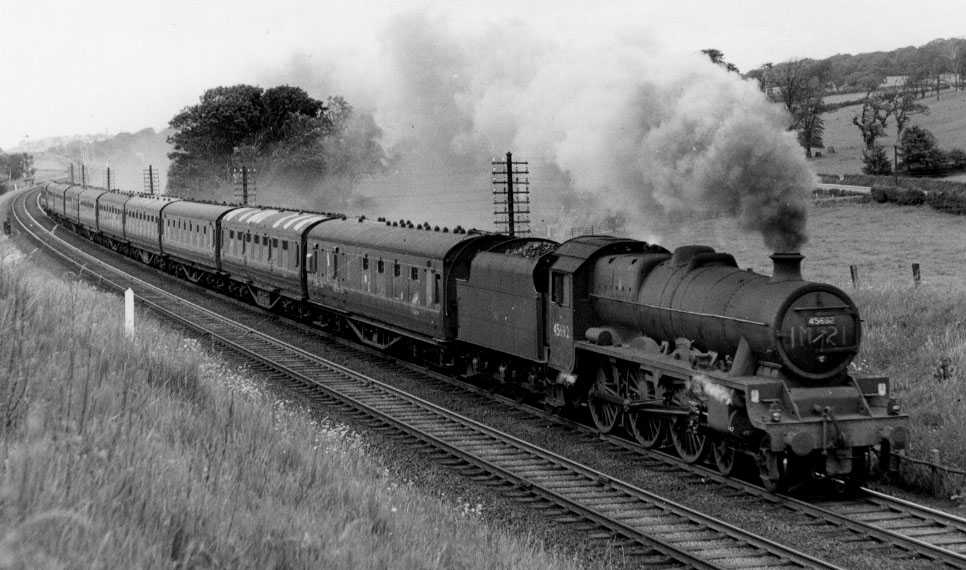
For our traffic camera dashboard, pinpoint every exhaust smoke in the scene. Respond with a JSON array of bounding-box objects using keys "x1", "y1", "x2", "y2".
[{"x1": 258, "y1": 12, "x2": 813, "y2": 248}]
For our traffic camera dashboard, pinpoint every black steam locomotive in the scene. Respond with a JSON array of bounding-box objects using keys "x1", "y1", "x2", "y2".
[{"x1": 41, "y1": 181, "x2": 908, "y2": 491}]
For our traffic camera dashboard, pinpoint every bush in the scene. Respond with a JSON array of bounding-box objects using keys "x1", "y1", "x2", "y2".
[
  {"x1": 947, "y1": 148, "x2": 966, "y2": 170},
  {"x1": 925, "y1": 189, "x2": 966, "y2": 214},
  {"x1": 870, "y1": 185, "x2": 925, "y2": 205},
  {"x1": 862, "y1": 144, "x2": 892, "y2": 175}
]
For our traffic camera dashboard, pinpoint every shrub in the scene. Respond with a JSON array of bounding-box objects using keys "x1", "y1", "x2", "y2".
[
  {"x1": 862, "y1": 144, "x2": 892, "y2": 175},
  {"x1": 947, "y1": 148, "x2": 966, "y2": 170}
]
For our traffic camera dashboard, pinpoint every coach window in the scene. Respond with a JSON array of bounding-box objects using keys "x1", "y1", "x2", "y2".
[
  {"x1": 296, "y1": 244, "x2": 300, "y2": 268},
  {"x1": 362, "y1": 255, "x2": 369, "y2": 270},
  {"x1": 394, "y1": 261, "x2": 400, "y2": 277},
  {"x1": 433, "y1": 273, "x2": 441, "y2": 305},
  {"x1": 332, "y1": 248, "x2": 339, "y2": 278},
  {"x1": 254, "y1": 235, "x2": 260, "y2": 245},
  {"x1": 377, "y1": 259, "x2": 384, "y2": 274},
  {"x1": 410, "y1": 267, "x2": 418, "y2": 281}
]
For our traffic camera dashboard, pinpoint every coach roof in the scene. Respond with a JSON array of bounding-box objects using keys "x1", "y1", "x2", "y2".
[
  {"x1": 307, "y1": 218, "x2": 483, "y2": 259},
  {"x1": 163, "y1": 201, "x2": 239, "y2": 221},
  {"x1": 222, "y1": 207, "x2": 336, "y2": 235}
]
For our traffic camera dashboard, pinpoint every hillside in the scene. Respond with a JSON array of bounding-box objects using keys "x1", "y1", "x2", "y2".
[
  {"x1": 812, "y1": 87, "x2": 966, "y2": 178},
  {"x1": 747, "y1": 37, "x2": 966, "y2": 93}
]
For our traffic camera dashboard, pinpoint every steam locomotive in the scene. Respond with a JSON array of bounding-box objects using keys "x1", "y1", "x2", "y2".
[{"x1": 40, "y1": 181, "x2": 908, "y2": 491}]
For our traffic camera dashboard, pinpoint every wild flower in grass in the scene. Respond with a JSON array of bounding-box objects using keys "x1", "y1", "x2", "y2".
[
  {"x1": 849, "y1": 356, "x2": 874, "y2": 375},
  {"x1": 933, "y1": 356, "x2": 957, "y2": 382},
  {"x1": 456, "y1": 499, "x2": 484, "y2": 519}
]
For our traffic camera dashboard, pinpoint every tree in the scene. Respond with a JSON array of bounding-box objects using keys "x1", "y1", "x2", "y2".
[
  {"x1": 853, "y1": 98, "x2": 891, "y2": 174},
  {"x1": 797, "y1": 97, "x2": 824, "y2": 158},
  {"x1": 260, "y1": 85, "x2": 326, "y2": 146},
  {"x1": 744, "y1": 62, "x2": 772, "y2": 92},
  {"x1": 167, "y1": 84, "x2": 268, "y2": 192},
  {"x1": 901, "y1": 125, "x2": 945, "y2": 172},
  {"x1": 701, "y1": 48, "x2": 739, "y2": 73},
  {"x1": 0, "y1": 152, "x2": 34, "y2": 181},
  {"x1": 770, "y1": 59, "x2": 828, "y2": 156},
  {"x1": 955, "y1": 48, "x2": 966, "y2": 90},
  {"x1": 862, "y1": 144, "x2": 892, "y2": 175},
  {"x1": 167, "y1": 84, "x2": 386, "y2": 205},
  {"x1": 877, "y1": 91, "x2": 928, "y2": 169},
  {"x1": 167, "y1": 84, "x2": 330, "y2": 193}
]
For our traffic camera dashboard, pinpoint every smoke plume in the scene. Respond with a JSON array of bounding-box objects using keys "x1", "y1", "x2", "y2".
[{"x1": 260, "y1": 12, "x2": 814, "y2": 249}]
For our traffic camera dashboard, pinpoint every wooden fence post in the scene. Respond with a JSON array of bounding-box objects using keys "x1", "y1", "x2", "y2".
[
  {"x1": 849, "y1": 265, "x2": 860, "y2": 288},
  {"x1": 931, "y1": 448, "x2": 942, "y2": 495}
]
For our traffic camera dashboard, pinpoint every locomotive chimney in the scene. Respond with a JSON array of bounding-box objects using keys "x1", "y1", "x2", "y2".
[{"x1": 770, "y1": 252, "x2": 804, "y2": 283}]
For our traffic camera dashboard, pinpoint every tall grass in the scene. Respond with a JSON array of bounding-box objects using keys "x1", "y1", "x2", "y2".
[
  {"x1": 851, "y1": 282, "x2": 966, "y2": 468},
  {"x1": 0, "y1": 241, "x2": 585, "y2": 569}
]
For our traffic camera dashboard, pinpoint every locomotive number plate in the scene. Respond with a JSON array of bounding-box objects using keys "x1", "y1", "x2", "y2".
[{"x1": 807, "y1": 316, "x2": 836, "y2": 326}]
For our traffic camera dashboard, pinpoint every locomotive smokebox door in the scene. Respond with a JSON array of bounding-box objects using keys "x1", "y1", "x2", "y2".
[{"x1": 548, "y1": 270, "x2": 575, "y2": 372}]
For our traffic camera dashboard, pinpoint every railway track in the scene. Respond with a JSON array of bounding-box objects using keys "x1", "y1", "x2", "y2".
[
  {"x1": 13, "y1": 186, "x2": 966, "y2": 567},
  {"x1": 11, "y1": 188, "x2": 845, "y2": 568},
  {"x1": 311, "y1": 338, "x2": 966, "y2": 568}
]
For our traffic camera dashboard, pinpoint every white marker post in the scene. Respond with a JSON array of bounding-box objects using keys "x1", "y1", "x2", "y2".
[{"x1": 124, "y1": 288, "x2": 135, "y2": 338}]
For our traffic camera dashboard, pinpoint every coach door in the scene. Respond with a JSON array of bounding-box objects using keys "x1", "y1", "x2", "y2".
[{"x1": 548, "y1": 270, "x2": 575, "y2": 372}]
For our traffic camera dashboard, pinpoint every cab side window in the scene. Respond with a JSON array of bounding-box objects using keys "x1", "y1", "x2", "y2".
[{"x1": 551, "y1": 272, "x2": 566, "y2": 306}]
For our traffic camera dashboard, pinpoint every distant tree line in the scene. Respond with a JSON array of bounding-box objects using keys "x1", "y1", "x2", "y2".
[
  {"x1": 0, "y1": 151, "x2": 34, "y2": 191},
  {"x1": 166, "y1": 85, "x2": 386, "y2": 205},
  {"x1": 731, "y1": 38, "x2": 966, "y2": 176},
  {"x1": 746, "y1": 38, "x2": 966, "y2": 96}
]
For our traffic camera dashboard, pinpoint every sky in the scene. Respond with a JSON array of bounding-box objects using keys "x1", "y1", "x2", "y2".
[{"x1": 2, "y1": 0, "x2": 965, "y2": 150}]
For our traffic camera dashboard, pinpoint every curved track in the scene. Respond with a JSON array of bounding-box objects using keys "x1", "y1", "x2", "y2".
[
  {"x1": 13, "y1": 187, "x2": 966, "y2": 567},
  {"x1": 10, "y1": 189, "x2": 844, "y2": 568}
]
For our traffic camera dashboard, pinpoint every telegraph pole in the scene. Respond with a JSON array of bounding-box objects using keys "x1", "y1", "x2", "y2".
[
  {"x1": 143, "y1": 165, "x2": 159, "y2": 195},
  {"x1": 232, "y1": 166, "x2": 256, "y2": 205},
  {"x1": 492, "y1": 151, "x2": 530, "y2": 237}
]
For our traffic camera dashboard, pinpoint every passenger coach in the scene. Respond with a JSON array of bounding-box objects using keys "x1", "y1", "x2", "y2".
[{"x1": 304, "y1": 220, "x2": 502, "y2": 350}]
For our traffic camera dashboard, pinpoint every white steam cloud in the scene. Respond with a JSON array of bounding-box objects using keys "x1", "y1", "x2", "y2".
[{"x1": 259, "y1": 12, "x2": 813, "y2": 250}]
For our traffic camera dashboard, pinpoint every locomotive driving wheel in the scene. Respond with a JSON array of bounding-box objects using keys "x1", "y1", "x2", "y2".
[
  {"x1": 588, "y1": 366, "x2": 621, "y2": 434},
  {"x1": 757, "y1": 434, "x2": 790, "y2": 492},
  {"x1": 713, "y1": 410, "x2": 747, "y2": 476},
  {"x1": 670, "y1": 414, "x2": 708, "y2": 463},
  {"x1": 625, "y1": 370, "x2": 665, "y2": 448},
  {"x1": 712, "y1": 437, "x2": 737, "y2": 476}
]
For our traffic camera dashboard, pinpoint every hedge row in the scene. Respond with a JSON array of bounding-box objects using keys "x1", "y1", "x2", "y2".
[{"x1": 821, "y1": 173, "x2": 966, "y2": 214}]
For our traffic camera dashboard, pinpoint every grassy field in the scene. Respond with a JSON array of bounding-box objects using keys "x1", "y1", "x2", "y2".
[
  {"x1": 641, "y1": 200, "x2": 966, "y2": 468},
  {"x1": 0, "y1": 239, "x2": 584, "y2": 569},
  {"x1": 643, "y1": 199, "x2": 966, "y2": 290},
  {"x1": 813, "y1": 87, "x2": 966, "y2": 178}
]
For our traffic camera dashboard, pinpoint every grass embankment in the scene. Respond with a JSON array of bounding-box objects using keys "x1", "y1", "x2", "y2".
[
  {"x1": 851, "y1": 284, "x2": 966, "y2": 469},
  {"x1": 0, "y1": 243, "x2": 581, "y2": 569}
]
